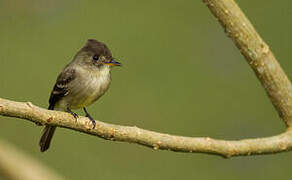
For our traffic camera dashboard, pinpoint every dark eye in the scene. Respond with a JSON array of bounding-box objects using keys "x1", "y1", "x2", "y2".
[{"x1": 92, "y1": 54, "x2": 99, "y2": 60}]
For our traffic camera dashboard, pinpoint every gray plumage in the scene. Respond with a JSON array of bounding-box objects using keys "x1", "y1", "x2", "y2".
[{"x1": 39, "y1": 39, "x2": 121, "y2": 152}]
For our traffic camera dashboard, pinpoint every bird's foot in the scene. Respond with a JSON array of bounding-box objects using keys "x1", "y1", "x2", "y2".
[
  {"x1": 86, "y1": 114, "x2": 96, "y2": 129},
  {"x1": 67, "y1": 108, "x2": 79, "y2": 120},
  {"x1": 83, "y1": 107, "x2": 96, "y2": 129}
]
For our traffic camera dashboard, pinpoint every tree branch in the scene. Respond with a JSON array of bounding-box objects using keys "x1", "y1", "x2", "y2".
[
  {"x1": 1, "y1": 98, "x2": 292, "y2": 158},
  {"x1": 0, "y1": 138, "x2": 63, "y2": 180},
  {"x1": 0, "y1": 0, "x2": 292, "y2": 158},
  {"x1": 203, "y1": 0, "x2": 292, "y2": 127}
]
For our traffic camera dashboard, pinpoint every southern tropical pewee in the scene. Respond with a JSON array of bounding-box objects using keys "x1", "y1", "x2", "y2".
[{"x1": 39, "y1": 39, "x2": 121, "y2": 152}]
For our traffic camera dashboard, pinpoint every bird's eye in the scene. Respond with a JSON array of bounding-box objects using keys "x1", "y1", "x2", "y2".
[{"x1": 92, "y1": 55, "x2": 99, "y2": 60}]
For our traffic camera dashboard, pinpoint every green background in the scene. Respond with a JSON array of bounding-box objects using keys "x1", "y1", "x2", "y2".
[{"x1": 1, "y1": 0, "x2": 292, "y2": 179}]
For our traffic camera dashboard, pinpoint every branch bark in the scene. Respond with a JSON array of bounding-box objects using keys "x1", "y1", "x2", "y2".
[
  {"x1": 0, "y1": 0, "x2": 292, "y2": 158},
  {"x1": 203, "y1": 0, "x2": 292, "y2": 127},
  {"x1": 1, "y1": 98, "x2": 292, "y2": 158}
]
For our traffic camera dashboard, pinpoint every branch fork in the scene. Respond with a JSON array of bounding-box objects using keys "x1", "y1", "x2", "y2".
[{"x1": 1, "y1": 0, "x2": 292, "y2": 158}]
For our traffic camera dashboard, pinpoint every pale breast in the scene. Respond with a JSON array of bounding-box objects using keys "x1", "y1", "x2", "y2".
[{"x1": 62, "y1": 66, "x2": 111, "y2": 109}]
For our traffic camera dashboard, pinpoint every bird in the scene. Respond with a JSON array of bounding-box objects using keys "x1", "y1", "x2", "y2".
[{"x1": 39, "y1": 39, "x2": 121, "y2": 152}]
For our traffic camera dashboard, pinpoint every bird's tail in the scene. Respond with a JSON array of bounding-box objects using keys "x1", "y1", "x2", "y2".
[{"x1": 39, "y1": 125, "x2": 56, "y2": 152}]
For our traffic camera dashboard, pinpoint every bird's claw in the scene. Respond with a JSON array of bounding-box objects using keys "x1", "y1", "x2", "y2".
[
  {"x1": 85, "y1": 114, "x2": 96, "y2": 129},
  {"x1": 67, "y1": 108, "x2": 79, "y2": 120},
  {"x1": 83, "y1": 107, "x2": 96, "y2": 129},
  {"x1": 71, "y1": 112, "x2": 79, "y2": 120}
]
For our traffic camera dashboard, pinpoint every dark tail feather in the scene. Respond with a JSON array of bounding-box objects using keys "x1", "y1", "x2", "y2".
[{"x1": 39, "y1": 125, "x2": 56, "y2": 152}]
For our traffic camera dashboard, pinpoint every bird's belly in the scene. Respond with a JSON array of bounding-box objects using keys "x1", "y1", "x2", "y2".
[
  {"x1": 70, "y1": 88, "x2": 101, "y2": 109},
  {"x1": 63, "y1": 73, "x2": 111, "y2": 109}
]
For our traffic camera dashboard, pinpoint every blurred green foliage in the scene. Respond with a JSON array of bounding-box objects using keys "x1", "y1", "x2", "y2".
[{"x1": 0, "y1": 0, "x2": 292, "y2": 179}]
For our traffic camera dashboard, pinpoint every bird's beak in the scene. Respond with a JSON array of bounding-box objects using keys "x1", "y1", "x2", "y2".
[{"x1": 103, "y1": 59, "x2": 121, "y2": 66}]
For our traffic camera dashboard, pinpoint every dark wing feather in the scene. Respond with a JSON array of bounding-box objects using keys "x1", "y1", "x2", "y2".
[{"x1": 48, "y1": 68, "x2": 76, "y2": 110}]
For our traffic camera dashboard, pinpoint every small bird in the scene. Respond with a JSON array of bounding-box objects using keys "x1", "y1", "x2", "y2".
[{"x1": 39, "y1": 39, "x2": 121, "y2": 152}]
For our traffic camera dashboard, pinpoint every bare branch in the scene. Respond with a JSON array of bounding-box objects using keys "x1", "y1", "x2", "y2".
[
  {"x1": 0, "y1": 138, "x2": 63, "y2": 180},
  {"x1": 203, "y1": 0, "x2": 292, "y2": 127},
  {"x1": 0, "y1": 0, "x2": 291, "y2": 158},
  {"x1": 1, "y1": 98, "x2": 292, "y2": 158}
]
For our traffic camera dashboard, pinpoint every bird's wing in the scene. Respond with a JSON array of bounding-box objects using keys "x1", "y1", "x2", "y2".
[{"x1": 48, "y1": 68, "x2": 76, "y2": 110}]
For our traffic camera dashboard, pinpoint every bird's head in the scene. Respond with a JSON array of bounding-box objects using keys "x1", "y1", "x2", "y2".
[{"x1": 74, "y1": 39, "x2": 121, "y2": 69}]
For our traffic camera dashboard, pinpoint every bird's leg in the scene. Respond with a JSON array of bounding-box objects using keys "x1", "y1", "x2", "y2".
[
  {"x1": 83, "y1": 107, "x2": 96, "y2": 129},
  {"x1": 67, "y1": 107, "x2": 79, "y2": 120}
]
